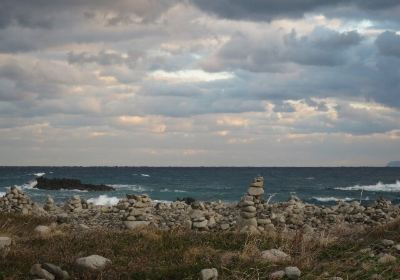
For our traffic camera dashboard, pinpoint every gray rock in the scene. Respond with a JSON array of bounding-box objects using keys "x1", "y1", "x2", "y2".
[
  {"x1": 34, "y1": 225, "x2": 51, "y2": 237},
  {"x1": 269, "y1": 270, "x2": 285, "y2": 279},
  {"x1": 381, "y1": 239, "x2": 395, "y2": 246},
  {"x1": 261, "y1": 249, "x2": 290, "y2": 263},
  {"x1": 200, "y1": 268, "x2": 218, "y2": 280},
  {"x1": 378, "y1": 253, "x2": 396, "y2": 264},
  {"x1": 124, "y1": 221, "x2": 150, "y2": 229},
  {"x1": 42, "y1": 263, "x2": 70, "y2": 280},
  {"x1": 75, "y1": 255, "x2": 111, "y2": 270},
  {"x1": 30, "y1": 264, "x2": 55, "y2": 280},
  {"x1": 193, "y1": 220, "x2": 208, "y2": 228},
  {"x1": 284, "y1": 266, "x2": 301, "y2": 280},
  {"x1": 248, "y1": 187, "x2": 264, "y2": 196},
  {"x1": 0, "y1": 236, "x2": 11, "y2": 257}
]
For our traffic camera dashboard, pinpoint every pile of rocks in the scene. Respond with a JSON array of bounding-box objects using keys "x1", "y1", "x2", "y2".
[
  {"x1": 0, "y1": 186, "x2": 45, "y2": 215},
  {"x1": 43, "y1": 195, "x2": 58, "y2": 213},
  {"x1": 115, "y1": 194, "x2": 153, "y2": 229},
  {"x1": 64, "y1": 195, "x2": 91, "y2": 213},
  {"x1": 238, "y1": 176, "x2": 265, "y2": 233},
  {"x1": 189, "y1": 201, "x2": 208, "y2": 230}
]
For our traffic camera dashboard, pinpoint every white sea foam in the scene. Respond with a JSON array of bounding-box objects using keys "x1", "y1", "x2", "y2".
[
  {"x1": 336, "y1": 180, "x2": 400, "y2": 192},
  {"x1": 59, "y1": 189, "x2": 88, "y2": 193},
  {"x1": 20, "y1": 180, "x2": 38, "y2": 189},
  {"x1": 160, "y1": 188, "x2": 187, "y2": 193},
  {"x1": 141, "y1": 174, "x2": 150, "y2": 177},
  {"x1": 313, "y1": 196, "x2": 354, "y2": 202},
  {"x1": 0, "y1": 192, "x2": 5, "y2": 197},
  {"x1": 33, "y1": 172, "x2": 45, "y2": 177},
  {"x1": 109, "y1": 184, "x2": 149, "y2": 192},
  {"x1": 87, "y1": 195, "x2": 119, "y2": 206}
]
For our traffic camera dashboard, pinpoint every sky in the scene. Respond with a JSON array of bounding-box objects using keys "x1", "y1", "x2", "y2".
[{"x1": 0, "y1": 0, "x2": 400, "y2": 166}]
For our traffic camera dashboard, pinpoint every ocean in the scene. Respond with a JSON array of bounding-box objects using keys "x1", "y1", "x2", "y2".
[{"x1": 0, "y1": 167, "x2": 399, "y2": 206}]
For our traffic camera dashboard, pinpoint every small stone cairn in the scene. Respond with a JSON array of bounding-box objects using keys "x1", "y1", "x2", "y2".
[
  {"x1": 64, "y1": 195, "x2": 91, "y2": 213},
  {"x1": 189, "y1": 201, "x2": 208, "y2": 230},
  {"x1": 43, "y1": 195, "x2": 58, "y2": 213},
  {"x1": 0, "y1": 186, "x2": 45, "y2": 215},
  {"x1": 119, "y1": 194, "x2": 153, "y2": 229},
  {"x1": 238, "y1": 176, "x2": 265, "y2": 233}
]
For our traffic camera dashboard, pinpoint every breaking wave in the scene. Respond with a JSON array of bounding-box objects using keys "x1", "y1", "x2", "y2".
[
  {"x1": 0, "y1": 192, "x2": 5, "y2": 197},
  {"x1": 87, "y1": 195, "x2": 119, "y2": 206},
  {"x1": 19, "y1": 180, "x2": 38, "y2": 189},
  {"x1": 141, "y1": 174, "x2": 150, "y2": 177},
  {"x1": 312, "y1": 196, "x2": 354, "y2": 202},
  {"x1": 33, "y1": 172, "x2": 46, "y2": 177},
  {"x1": 108, "y1": 184, "x2": 150, "y2": 192},
  {"x1": 335, "y1": 181, "x2": 400, "y2": 192},
  {"x1": 160, "y1": 188, "x2": 187, "y2": 193}
]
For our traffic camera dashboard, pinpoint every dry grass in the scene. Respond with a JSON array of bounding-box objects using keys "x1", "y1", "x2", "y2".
[{"x1": 1, "y1": 214, "x2": 400, "y2": 279}]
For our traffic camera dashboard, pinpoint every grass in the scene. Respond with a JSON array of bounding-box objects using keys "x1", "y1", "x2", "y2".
[{"x1": 1, "y1": 214, "x2": 400, "y2": 279}]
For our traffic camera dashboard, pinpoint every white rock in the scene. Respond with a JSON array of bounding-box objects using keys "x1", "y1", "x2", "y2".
[
  {"x1": 284, "y1": 266, "x2": 301, "y2": 279},
  {"x1": 200, "y1": 268, "x2": 218, "y2": 280},
  {"x1": 382, "y1": 239, "x2": 395, "y2": 246},
  {"x1": 75, "y1": 255, "x2": 111, "y2": 270},
  {"x1": 34, "y1": 225, "x2": 51, "y2": 237},
  {"x1": 261, "y1": 249, "x2": 290, "y2": 263}
]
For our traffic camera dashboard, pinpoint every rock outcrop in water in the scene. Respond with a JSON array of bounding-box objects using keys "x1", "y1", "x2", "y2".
[{"x1": 35, "y1": 177, "x2": 115, "y2": 191}]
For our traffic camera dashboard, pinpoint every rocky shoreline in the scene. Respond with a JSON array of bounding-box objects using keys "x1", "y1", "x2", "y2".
[{"x1": 1, "y1": 176, "x2": 399, "y2": 236}]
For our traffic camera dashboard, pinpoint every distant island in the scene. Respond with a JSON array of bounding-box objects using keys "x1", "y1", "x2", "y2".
[
  {"x1": 35, "y1": 177, "x2": 115, "y2": 191},
  {"x1": 387, "y1": 161, "x2": 400, "y2": 167}
]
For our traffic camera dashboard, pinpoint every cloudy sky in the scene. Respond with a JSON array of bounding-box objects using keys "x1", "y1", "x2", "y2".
[{"x1": 1, "y1": 0, "x2": 400, "y2": 166}]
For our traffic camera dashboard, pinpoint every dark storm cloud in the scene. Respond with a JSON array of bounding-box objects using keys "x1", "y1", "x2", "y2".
[
  {"x1": 0, "y1": 0, "x2": 179, "y2": 29},
  {"x1": 202, "y1": 28, "x2": 363, "y2": 72},
  {"x1": 376, "y1": 31, "x2": 400, "y2": 58},
  {"x1": 190, "y1": 0, "x2": 400, "y2": 21}
]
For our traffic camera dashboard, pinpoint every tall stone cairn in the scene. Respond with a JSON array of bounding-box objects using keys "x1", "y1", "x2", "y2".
[
  {"x1": 0, "y1": 186, "x2": 45, "y2": 215},
  {"x1": 238, "y1": 176, "x2": 265, "y2": 233}
]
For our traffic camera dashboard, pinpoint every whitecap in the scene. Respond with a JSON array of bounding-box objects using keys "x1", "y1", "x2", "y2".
[
  {"x1": 160, "y1": 188, "x2": 187, "y2": 193},
  {"x1": 141, "y1": 174, "x2": 150, "y2": 177},
  {"x1": 33, "y1": 172, "x2": 45, "y2": 177},
  {"x1": 19, "y1": 180, "x2": 38, "y2": 189},
  {"x1": 306, "y1": 177, "x2": 315, "y2": 180},
  {"x1": 87, "y1": 195, "x2": 119, "y2": 206},
  {"x1": 0, "y1": 192, "x2": 5, "y2": 197},
  {"x1": 312, "y1": 196, "x2": 354, "y2": 202},
  {"x1": 59, "y1": 189, "x2": 89, "y2": 193},
  {"x1": 336, "y1": 180, "x2": 400, "y2": 192},
  {"x1": 109, "y1": 184, "x2": 149, "y2": 192}
]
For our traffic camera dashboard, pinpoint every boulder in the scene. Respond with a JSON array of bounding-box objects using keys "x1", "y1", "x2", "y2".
[
  {"x1": 284, "y1": 266, "x2": 301, "y2": 280},
  {"x1": 75, "y1": 255, "x2": 111, "y2": 270},
  {"x1": 30, "y1": 264, "x2": 55, "y2": 280},
  {"x1": 42, "y1": 263, "x2": 70, "y2": 280},
  {"x1": 261, "y1": 249, "x2": 290, "y2": 263},
  {"x1": 200, "y1": 268, "x2": 218, "y2": 280},
  {"x1": 124, "y1": 221, "x2": 150, "y2": 230},
  {"x1": 34, "y1": 225, "x2": 51, "y2": 237}
]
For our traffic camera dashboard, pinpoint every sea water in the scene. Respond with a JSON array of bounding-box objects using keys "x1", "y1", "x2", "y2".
[{"x1": 0, "y1": 167, "x2": 399, "y2": 205}]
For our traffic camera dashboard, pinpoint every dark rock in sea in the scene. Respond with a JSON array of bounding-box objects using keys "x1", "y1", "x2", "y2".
[
  {"x1": 387, "y1": 161, "x2": 400, "y2": 167},
  {"x1": 35, "y1": 177, "x2": 115, "y2": 191}
]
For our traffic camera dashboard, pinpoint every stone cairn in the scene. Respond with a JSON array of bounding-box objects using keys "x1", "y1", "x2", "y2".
[
  {"x1": 64, "y1": 195, "x2": 91, "y2": 213},
  {"x1": 238, "y1": 176, "x2": 265, "y2": 233},
  {"x1": 117, "y1": 194, "x2": 153, "y2": 229},
  {"x1": 43, "y1": 195, "x2": 58, "y2": 213},
  {"x1": 189, "y1": 201, "x2": 208, "y2": 231},
  {"x1": 0, "y1": 186, "x2": 45, "y2": 215}
]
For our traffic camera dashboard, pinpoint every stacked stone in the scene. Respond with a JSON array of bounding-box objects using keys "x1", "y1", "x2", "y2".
[
  {"x1": 64, "y1": 195, "x2": 91, "y2": 213},
  {"x1": 0, "y1": 186, "x2": 44, "y2": 215},
  {"x1": 238, "y1": 176, "x2": 265, "y2": 233},
  {"x1": 121, "y1": 194, "x2": 153, "y2": 229},
  {"x1": 43, "y1": 196, "x2": 58, "y2": 213},
  {"x1": 189, "y1": 201, "x2": 208, "y2": 230}
]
